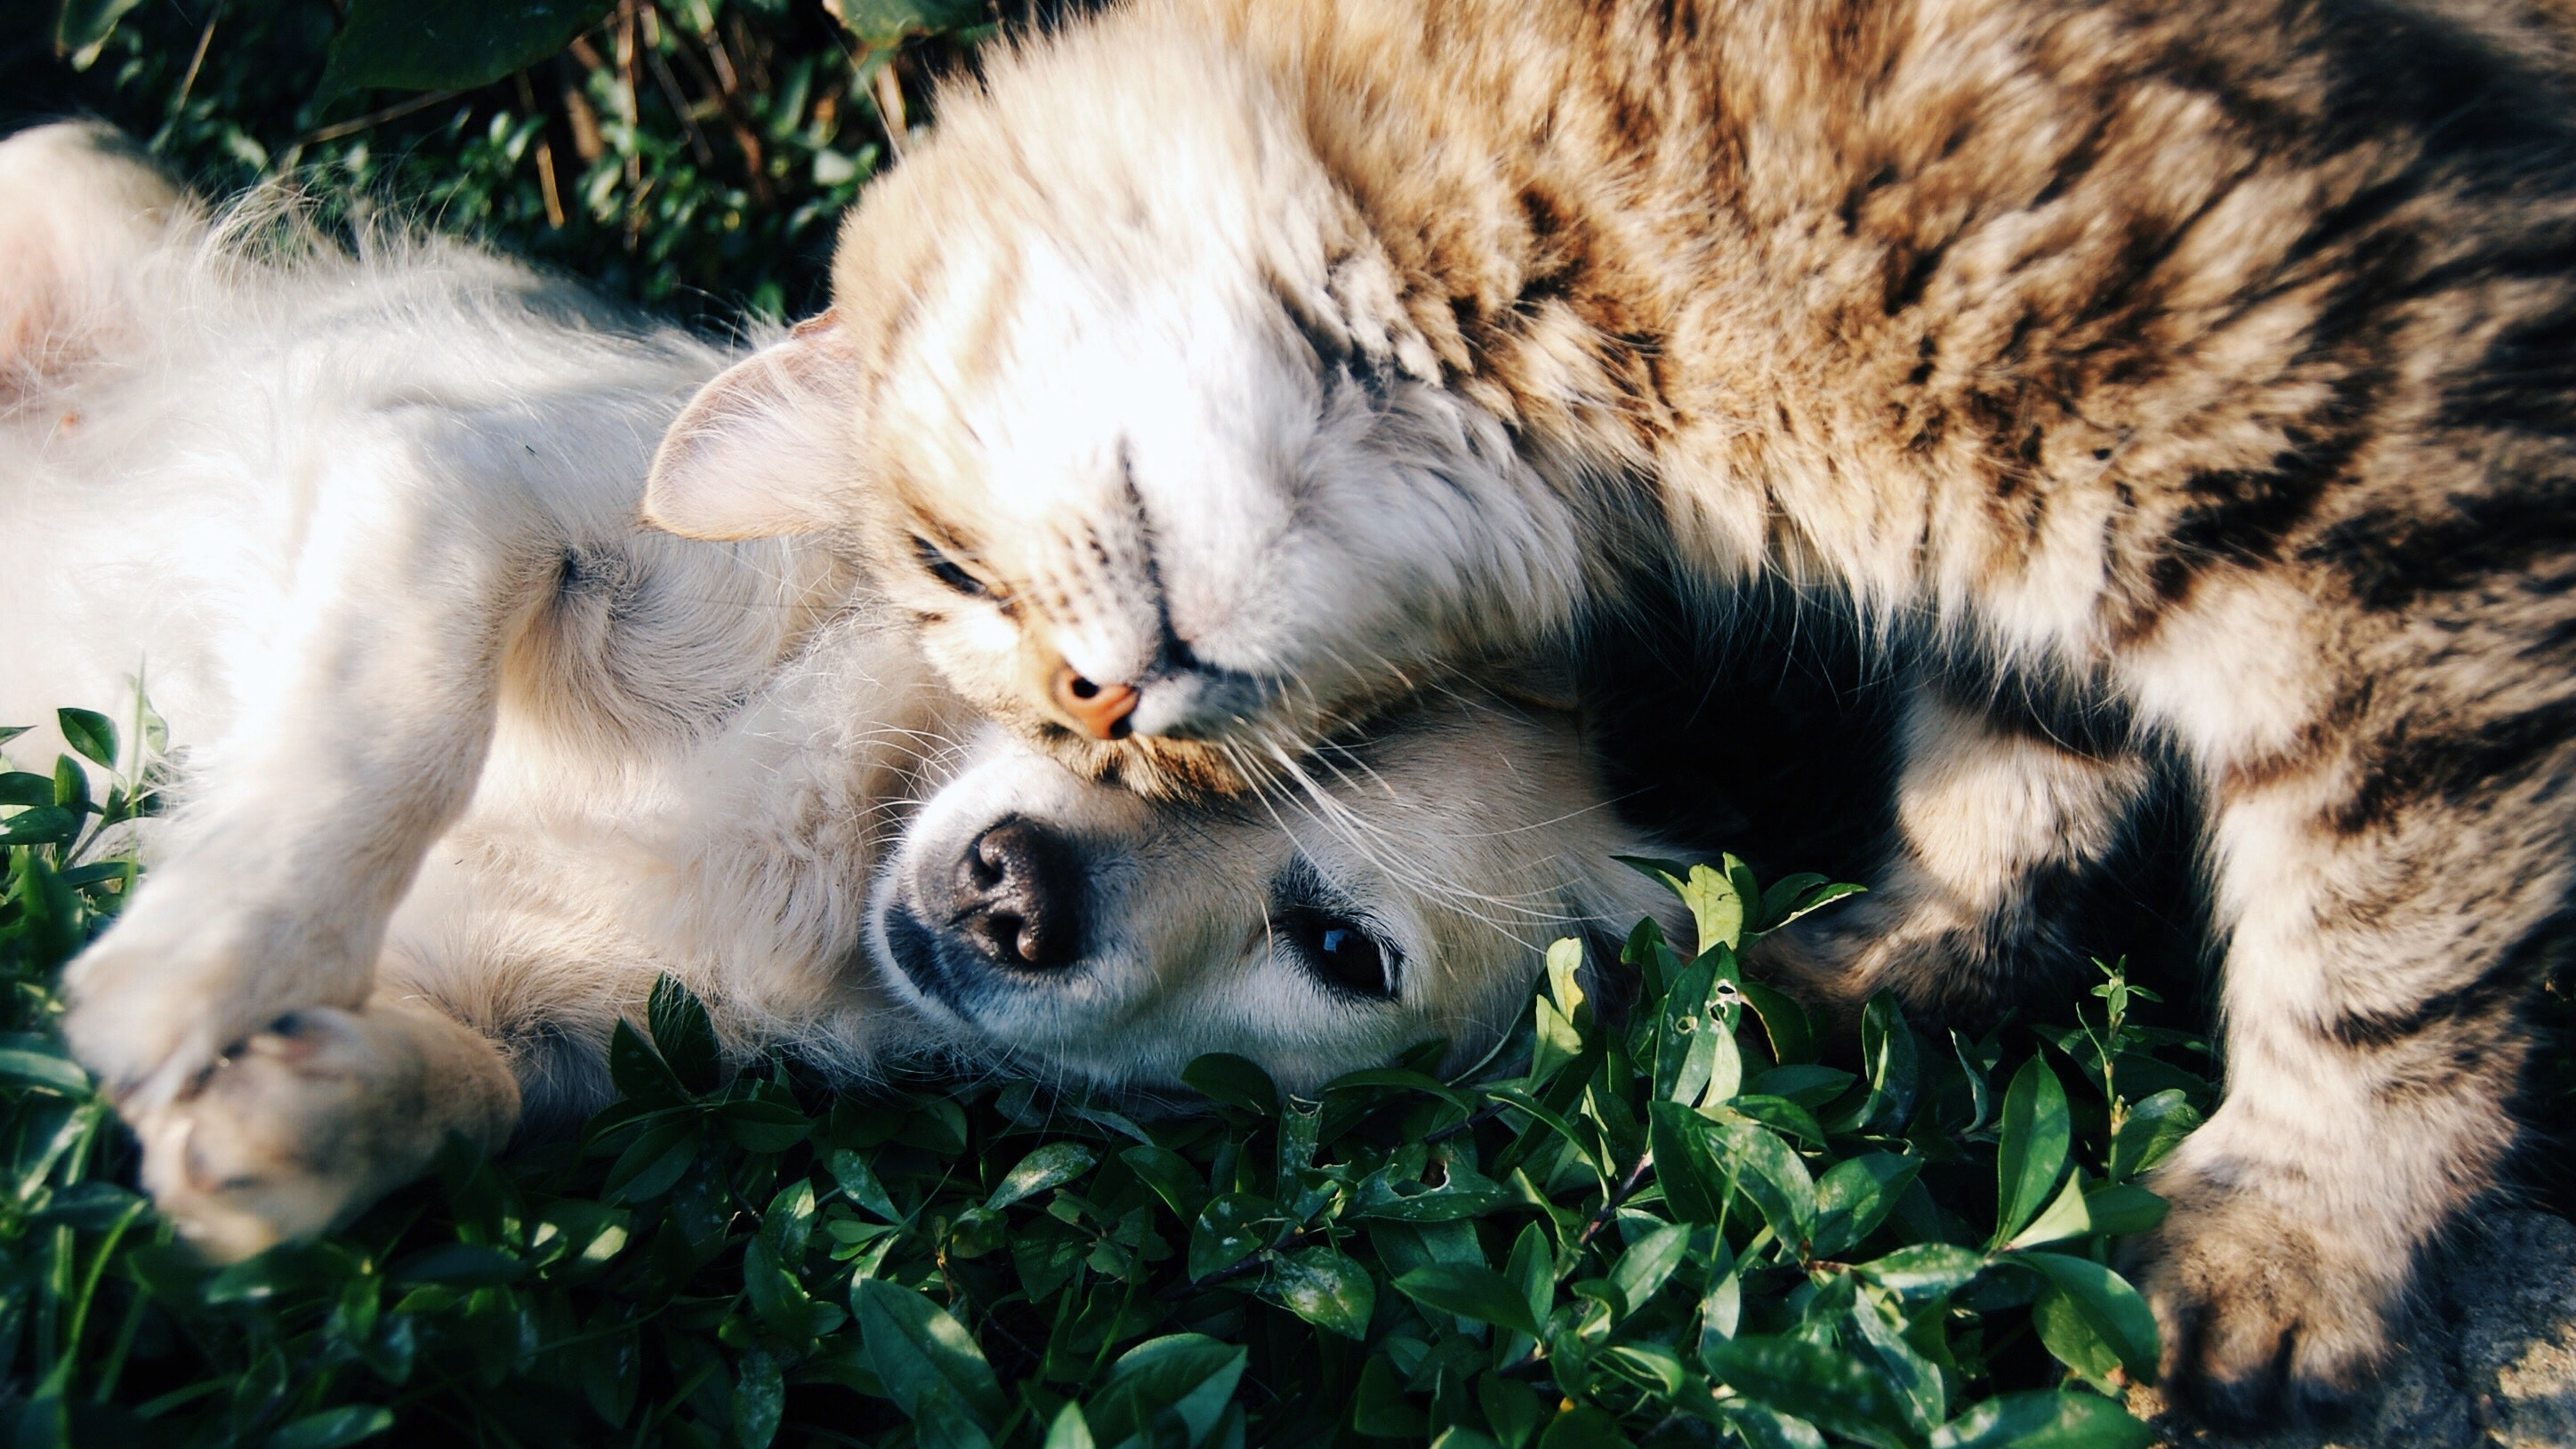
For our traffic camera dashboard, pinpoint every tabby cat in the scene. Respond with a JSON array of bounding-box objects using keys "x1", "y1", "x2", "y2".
[{"x1": 643, "y1": 0, "x2": 2576, "y2": 1417}]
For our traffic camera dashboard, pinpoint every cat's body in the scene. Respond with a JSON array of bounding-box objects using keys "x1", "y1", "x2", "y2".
[{"x1": 644, "y1": 0, "x2": 2576, "y2": 1415}]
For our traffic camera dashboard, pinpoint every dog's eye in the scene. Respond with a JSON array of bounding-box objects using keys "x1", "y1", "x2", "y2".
[
  {"x1": 913, "y1": 535, "x2": 990, "y2": 599},
  {"x1": 1284, "y1": 908, "x2": 1397, "y2": 1001}
]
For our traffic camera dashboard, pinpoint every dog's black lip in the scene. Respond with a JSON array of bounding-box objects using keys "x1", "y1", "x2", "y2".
[{"x1": 884, "y1": 904, "x2": 983, "y2": 1022}]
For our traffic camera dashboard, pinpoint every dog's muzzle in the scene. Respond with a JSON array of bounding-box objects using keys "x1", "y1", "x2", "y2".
[{"x1": 884, "y1": 816, "x2": 1087, "y2": 1021}]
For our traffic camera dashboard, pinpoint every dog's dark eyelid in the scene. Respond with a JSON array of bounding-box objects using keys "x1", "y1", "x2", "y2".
[
  {"x1": 913, "y1": 535, "x2": 989, "y2": 598},
  {"x1": 1270, "y1": 863, "x2": 1401, "y2": 1002}
]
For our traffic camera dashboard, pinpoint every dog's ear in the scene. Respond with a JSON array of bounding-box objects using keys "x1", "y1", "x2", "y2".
[
  {"x1": 0, "y1": 123, "x2": 186, "y2": 396},
  {"x1": 643, "y1": 310, "x2": 864, "y2": 539}
]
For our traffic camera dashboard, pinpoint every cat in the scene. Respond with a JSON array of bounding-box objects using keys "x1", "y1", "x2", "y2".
[
  {"x1": 3, "y1": 123, "x2": 1681, "y2": 1260},
  {"x1": 640, "y1": 0, "x2": 2576, "y2": 1417}
]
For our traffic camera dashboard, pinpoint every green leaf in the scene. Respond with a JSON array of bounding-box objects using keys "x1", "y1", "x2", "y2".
[
  {"x1": 1856, "y1": 1243, "x2": 1989, "y2": 1300},
  {"x1": 832, "y1": 0, "x2": 987, "y2": 47},
  {"x1": 1718, "y1": 1402, "x2": 1829, "y2": 1449},
  {"x1": 53, "y1": 0, "x2": 144, "y2": 66},
  {"x1": 1121, "y1": 1144, "x2": 1212, "y2": 1220},
  {"x1": 262, "y1": 1406, "x2": 394, "y2": 1449},
  {"x1": 56, "y1": 708, "x2": 116, "y2": 769},
  {"x1": 733, "y1": 1349, "x2": 785, "y2": 1449},
  {"x1": 1089, "y1": 1334, "x2": 1246, "y2": 1449},
  {"x1": 1992, "y1": 1058, "x2": 2072, "y2": 1247},
  {"x1": 1182, "y1": 1053, "x2": 1278, "y2": 1116},
  {"x1": 1856, "y1": 993, "x2": 1920, "y2": 1131},
  {"x1": 1702, "y1": 1335, "x2": 1922, "y2": 1449},
  {"x1": 1043, "y1": 1402, "x2": 1096, "y2": 1449},
  {"x1": 647, "y1": 974, "x2": 721, "y2": 1094},
  {"x1": 0, "y1": 772, "x2": 52, "y2": 807},
  {"x1": 1738, "y1": 981, "x2": 1817, "y2": 1066},
  {"x1": 1351, "y1": 1356, "x2": 1426, "y2": 1437},
  {"x1": 606, "y1": 1019, "x2": 687, "y2": 1104},
  {"x1": 1649, "y1": 1100, "x2": 1730, "y2": 1225},
  {"x1": 1535, "y1": 1404, "x2": 1634, "y2": 1449},
  {"x1": 1189, "y1": 1194, "x2": 1284, "y2": 1281},
  {"x1": 0, "y1": 1034, "x2": 91, "y2": 1097},
  {"x1": 2002, "y1": 1172, "x2": 2093, "y2": 1252},
  {"x1": 320, "y1": 0, "x2": 619, "y2": 101},
  {"x1": 988, "y1": 1142, "x2": 1098, "y2": 1212},
  {"x1": 0, "y1": 806, "x2": 79, "y2": 846},
  {"x1": 2108, "y1": 1090, "x2": 2203, "y2": 1182},
  {"x1": 2078, "y1": 1183, "x2": 2169, "y2": 1238},
  {"x1": 1928, "y1": 1390, "x2": 2152, "y2": 1449},
  {"x1": 2011, "y1": 1252, "x2": 2161, "y2": 1384},
  {"x1": 1393, "y1": 1262, "x2": 1542, "y2": 1337},
  {"x1": 1812, "y1": 1154, "x2": 1921, "y2": 1260},
  {"x1": 1267, "y1": 1246, "x2": 1374, "y2": 1340},
  {"x1": 390, "y1": 1243, "x2": 523, "y2": 1286},
  {"x1": 1848, "y1": 1287, "x2": 1947, "y2": 1431},
  {"x1": 854, "y1": 1278, "x2": 1007, "y2": 1430},
  {"x1": 718, "y1": 1096, "x2": 814, "y2": 1152},
  {"x1": 827, "y1": 1147, "x2": 904, "y2": 1223},
  {"x1": 1608, "y1": 1220, "x2": 1692, "y2": 1318},
  {"x1": 1545, "y1": 936, "x2": 1589, "y2": 1022},
  {"x1": 1679, "y1": 862, "x2": 1747, "y2": 952},
  {"x1": 1760, "y1": 881, "x2": 1868, "y2": 936},
  {"x1": 1711, "y1": 1118, "x2": 1816, "y2": 1249}
]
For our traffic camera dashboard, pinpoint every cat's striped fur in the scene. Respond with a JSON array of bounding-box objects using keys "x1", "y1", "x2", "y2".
[{"x1": 643, "y1": 0, "x2": 2576, "y2": 1417}]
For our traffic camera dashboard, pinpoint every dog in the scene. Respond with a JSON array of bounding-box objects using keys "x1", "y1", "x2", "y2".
[{"x1": 0, "y1": 124, "x2": 1683, "y2": 1260}]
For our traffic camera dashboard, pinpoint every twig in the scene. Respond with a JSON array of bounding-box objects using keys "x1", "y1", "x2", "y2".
[
  {"x1": 1574, "y1": 1150, "x2": 1654, "y2": 1249},
  {"x1": 514, "y1": 70, "x2": 566, "y2": 228},
  {"x1": 167, "y1": 2, "x2": 221, "y2": 126},
  {"x1": 1424, "y1": 1099, "x2": 1510, "y2": 1145},
  {"x1": 297, "y1": 88, "x2": 462, "y2": 147},
  {"x1": 873, "y1": 61, "x2": 909, "y2": 163},
  {"x1": 1160, "y1": 1226, "x2": 1324, "y2": 1301}
]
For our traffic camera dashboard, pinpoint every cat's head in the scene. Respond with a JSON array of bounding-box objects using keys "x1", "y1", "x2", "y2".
[{"x1": 643, "y1": 24, "x2": 1584, "y2": 795}]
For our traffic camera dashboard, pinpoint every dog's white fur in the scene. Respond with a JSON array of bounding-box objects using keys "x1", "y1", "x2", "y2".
[{"x1": 1, "y1": 125, "x2": 1682, "y2": 1260}]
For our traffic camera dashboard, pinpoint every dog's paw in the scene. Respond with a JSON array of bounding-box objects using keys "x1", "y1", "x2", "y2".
[
  {"x1": 133, "y1": 1008, "x2": 447, "y2": 1262},
  {"x1": 61, "y1": 887, "x2": 373, "y2": 1111},
  {"x1": 2124, "y1": 1167, "x2": 2405, "y2": 1424}
]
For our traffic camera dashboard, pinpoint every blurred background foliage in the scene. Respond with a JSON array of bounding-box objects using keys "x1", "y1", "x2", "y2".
[{"x1": 3, "y1": 0, "x2": 1059, "y2": 327}]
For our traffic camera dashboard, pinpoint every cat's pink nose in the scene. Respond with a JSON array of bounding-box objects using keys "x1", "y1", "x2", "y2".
[{"x1": 1051, "y1": 665, "x2": 1138, "y2": 740}]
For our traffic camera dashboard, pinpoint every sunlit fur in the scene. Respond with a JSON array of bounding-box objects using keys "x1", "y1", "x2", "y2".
[
  {"x1": 640, "y1": 0, "x2": 2576, "y2": 1414},
  {"x1": 2, "y1": 125, "x2": 1684, "y2": 1261}
]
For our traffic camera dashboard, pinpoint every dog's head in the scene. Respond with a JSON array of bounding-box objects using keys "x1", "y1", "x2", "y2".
[{"x1": 869, "y1": 689, "x2": 1689, "y2": 1096}]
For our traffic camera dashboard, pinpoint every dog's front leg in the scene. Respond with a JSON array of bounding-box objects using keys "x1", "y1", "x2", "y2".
[{"x1": 62, "y1": 431, "x2": 566, "y2": 1112}]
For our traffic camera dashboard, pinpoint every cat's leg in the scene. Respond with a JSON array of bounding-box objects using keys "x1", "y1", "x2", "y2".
[
  {"x1": 61, "y1": 432, "x2": 566, "y2": 1111},
  {"x1": 1753, "y1": 680, "x2": 2153, "y2": 1021},
  {"x1": 132, "y1": 995, "x2": 519, "y2": 1262},
  {"x1": 2128, "y1": 730, "x2": 2564, "y2": 1415}
]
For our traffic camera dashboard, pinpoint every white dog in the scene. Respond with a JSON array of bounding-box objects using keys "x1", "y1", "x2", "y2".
[{"x1": 0, "y1": 125, "x2": 1683, "y2": 1260}]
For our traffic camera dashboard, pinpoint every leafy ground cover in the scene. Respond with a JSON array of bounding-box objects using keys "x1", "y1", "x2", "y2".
[
  {"x1": 1, "y1": 708, "x2": 2211, "y2": 1447},
  {"x1": 14, "y1": 1, "x2": 2570, "y2": 1443}
]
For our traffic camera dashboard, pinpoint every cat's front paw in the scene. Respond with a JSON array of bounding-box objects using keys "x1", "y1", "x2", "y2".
[
  {"x1": 2125, "y1": 1166, "x2": 2406, "y2": 1423},
  {"x1": 133, "y1": 1008, "x2": 448, "y2": 1262}
]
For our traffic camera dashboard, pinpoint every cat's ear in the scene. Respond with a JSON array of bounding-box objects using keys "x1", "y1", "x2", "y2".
[{"x1": 643, "y1": 310, "x2": 865, "y2": 539}]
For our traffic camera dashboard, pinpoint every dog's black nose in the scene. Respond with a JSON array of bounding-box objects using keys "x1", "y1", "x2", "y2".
[{"x1": 947, "y1": 817, "x2": 1083, "y2": 970}]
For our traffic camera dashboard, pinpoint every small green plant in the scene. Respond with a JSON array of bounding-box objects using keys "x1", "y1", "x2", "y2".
[
  {"x1": 23, "y1": 0, "x2": 998, "y2": 321},
  {"x1": 3, "y1": 703, "x2": 2214, "y2": 1445}
]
